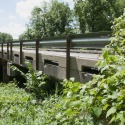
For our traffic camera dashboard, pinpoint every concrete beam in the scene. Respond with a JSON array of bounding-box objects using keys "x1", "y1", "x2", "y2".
[
  {"x1": 7, "y1": 62, "x2": 20, "y2": 77},
  {"x1": 44, "y1": 64, "x2": 93, "y2": 83},
  {"x1": 0, "y1": 48, "x2": 100, "y2": 83}
]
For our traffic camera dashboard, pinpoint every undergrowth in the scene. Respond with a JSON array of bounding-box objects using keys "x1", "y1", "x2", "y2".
[{"x1": 1, "y1": 11, "x2": 125, "y2": 125}]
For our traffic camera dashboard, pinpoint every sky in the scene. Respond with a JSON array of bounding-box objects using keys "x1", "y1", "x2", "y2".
[{"x1": 0, "y1": 0, "x2": 74, "y2": 39}]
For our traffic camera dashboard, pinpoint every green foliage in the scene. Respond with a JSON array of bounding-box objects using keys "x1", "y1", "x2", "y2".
[
  {"x1": 74, "y1": 0, "x2": 125, "y2": 33},
  {"x1": 19, "y1": 0, "x2": 125, "y2": 39},
  {"x1": 18, "y1": 27, "x2": 34, "y2": 40},
  {"x1": 46, "y1": 0, "x2": 72, "y2": 36},
  {"x1": 19, "y1": 0, "x2": 72, "y2": 39},
  {"x1": 32, "y1": 78, "x2": 94, "y2": 125},
  {"x1": 24, "y1": 64, "x2": 47, "y2": 99},
  {"x1": 0, "y1": 32, "x2": 13, "y2": 43},
  {"x1": 76, "y1": 11, "x2": 125, "y2": 124},
  {"x1": 0, "y1": 83, "x2": 38, "y2": 125},
  {"x1": 12, "y1": 61, "x2": 61, "y2": 99}
]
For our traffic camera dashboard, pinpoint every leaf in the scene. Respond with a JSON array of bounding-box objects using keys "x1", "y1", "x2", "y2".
[
  {"x1": 31, "y1": 100, "x2": 36, "y2": 105},
  {"x1": 65, "y1": 108, "x2": 72, "y2": 115},
  {"x1": 107, "y1": 77, "x2": 114, "y2": 84},
  {"x1": 69, "y1": 77, "x2": 75, "y2": 82},
  {"x1": 120, "y1": 68, "x2": 125, "y2": 77},
  {"x1": 116, "y1": 112, "x2": 125, "y2": 121},
  {"x1": 103, "y1": 104, "x2": 109, "y2": 110},
  {"x1": 106, "y1": 107, "x2": 116, "y2": 118},
  {"x1": 101, "y1": 65, "x2": 109, "y2": 73},
  {"x1": 22, "y1": 97, "x2": 29, "y2": 102},
  {"x1": 70, "y1": 100, "x2": 81, "y2": 107},
  {"x1": 123, "y1": 111, "x2": 125, "y2": 119},
  {"x1": 55, "y1": 113, "x2": 62, "y2": 120},
  {"x1": 109, "y1": 115, "x2": 116, "y2": 124},
  {"x1": 103, "y1": 50, "x2": 108, "y2": 59},
  {"x1": 108, "y1": 92, "x2": 118, "y2": 99},
  {"x1": 9, "y1": 109, "x2": 13, "y2": 114},
  {"x1": 93, "y1": 106, "x2": 102, "y2": 117},
  {"x1": 95, "y1": 120, "x2": 103, "y2": 125},
  {"x1": 71, "y1": 82, "x2": 80, "y2": 93}
]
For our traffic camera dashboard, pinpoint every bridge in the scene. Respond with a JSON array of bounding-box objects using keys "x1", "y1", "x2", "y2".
[{"x1": 0, "y1": 31, "x2": 111, "y2": 83}]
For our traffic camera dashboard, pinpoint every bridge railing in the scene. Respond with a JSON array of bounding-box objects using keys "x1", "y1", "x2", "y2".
[{"x1": 0, "y1": 31, "x2": 111, "y2": 79}]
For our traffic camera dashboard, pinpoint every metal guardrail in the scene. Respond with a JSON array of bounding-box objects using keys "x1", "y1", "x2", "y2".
[
  {"x1": 2, "y1": 31, "x2": 111, "y2": 48},
  {"x1": 0, "y1": 31, "x2": 112, "y2": 79},
  {"x1": 2, "y1": 37, "x2": 110, "y2": 48}
]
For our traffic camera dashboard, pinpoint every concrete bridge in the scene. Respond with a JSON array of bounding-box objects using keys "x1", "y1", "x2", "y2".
[{"x1": 0, "y1": 31, "x2": 111, "y2": 83}]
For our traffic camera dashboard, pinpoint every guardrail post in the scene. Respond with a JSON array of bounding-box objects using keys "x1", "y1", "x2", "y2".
[
  {"x1": 7, "y1": 42, "x2": 9, "y2": 60},
  {"x1": 20, "y1": 41, "x2": 23, "y2": 64},
  {"x1": 2, "y1": 43, "x2": 3, "y2": 58},
  {"x1": 66, "y1": 35, "x2": 71, "y2": 80},
  {"x1": 10, "y1": 42, "x2": 12, "y2": 61},
  {"x1": 36, "y1": 39, "x2": 39, "y2": 70}
]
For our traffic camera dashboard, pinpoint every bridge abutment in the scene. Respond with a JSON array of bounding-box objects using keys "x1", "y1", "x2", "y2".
[{"x1": 0, "y1": 59, "x2": 9, "y2": 83}]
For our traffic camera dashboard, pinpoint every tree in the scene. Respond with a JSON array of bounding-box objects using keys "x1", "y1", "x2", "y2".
[
  {"x1": 19, "y1": 0, "x2": 72, "y2": 39},
  {"x1": 19, "y1": 26, "x2": 34, "y2": 40},
  {"x1": 0, "y1": 32, "x2": 13, "y2": 43},
  {"x1": 30, "y1": 5, "x2": 48, "y2": 38},
  {"x1": 74, "y1": 0, "x2": 125, "y2": 33},
  {"x1": 46, "y1": 0, "x2": 72, "y2": 36}
]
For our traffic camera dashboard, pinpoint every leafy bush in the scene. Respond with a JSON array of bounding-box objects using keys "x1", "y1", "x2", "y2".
[
  {"x1": 76, "y1": 11, "x2": 125, "y2": 124},
  {"x1": 12, "y1": 62, "x2": 61, "y2": 99},
  {"x1": 0, "y1": 83, "x2": 42, "y2": 125}
]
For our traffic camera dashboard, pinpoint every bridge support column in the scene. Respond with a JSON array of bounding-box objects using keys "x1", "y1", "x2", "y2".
[
  {"x1": 7, "y1": 62, "x2": 20, "y2": 76},
  {"x1": 2, "y1": 60, "x2": 9, "y2": 83}
]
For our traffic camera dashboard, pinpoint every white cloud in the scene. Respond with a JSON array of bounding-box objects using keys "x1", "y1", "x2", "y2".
[
  {"x1": 0, "y1": 22, "x2": 25, "y2": 39},
  {"x1": 16, "y1": 0, "x2": 49, "y2": 20},
  {"x1": 8, "y1": 15, "x2": 16, "y2": 20},
  {"x1": 16, "y1": 0, "x2": 74, "y2": 21}
]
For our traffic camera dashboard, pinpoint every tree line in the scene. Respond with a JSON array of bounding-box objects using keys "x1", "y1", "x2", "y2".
[
  {"x1": 0, "y1": 32, "x2": 13, "y2": 43},
  {"x1": 17, "y1": 0, "x2": 125, "y2": 40}
]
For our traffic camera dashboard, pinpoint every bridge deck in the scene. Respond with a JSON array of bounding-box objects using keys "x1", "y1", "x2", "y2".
[{"x1": 4, "y1": 48, "x2": 100, "y2": 58}]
